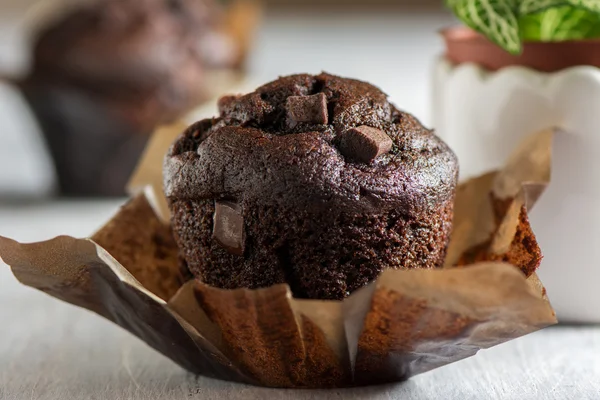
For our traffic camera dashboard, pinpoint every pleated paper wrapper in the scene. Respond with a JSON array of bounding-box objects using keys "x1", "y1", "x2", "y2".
[{"x1": 0, "y1": 128, "x2": 557, "y2": 388}]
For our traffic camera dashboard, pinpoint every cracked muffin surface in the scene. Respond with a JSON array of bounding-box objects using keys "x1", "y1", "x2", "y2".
[{"x1": 165, "y1": 73, "x2": 458, "y2": 300}]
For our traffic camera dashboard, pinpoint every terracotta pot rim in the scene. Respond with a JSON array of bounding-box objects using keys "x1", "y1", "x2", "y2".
[
  {"x1": 441, "y1": 25, "x2": 600, "y2": 72},
  {"x1": 441, "y1": 25, "x2": 600, "y2": 46}
]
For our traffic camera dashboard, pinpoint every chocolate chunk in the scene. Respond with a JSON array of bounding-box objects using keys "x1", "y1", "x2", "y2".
[
  {"x1": 339, "y1": 126, "x2": 393, "y2": 163},
  {"x1": 286, "y1": 93, "x2": 328, "y2": 126},
  {"x1": 213, "y1": 201, "x2": 245, "y2": 256}
]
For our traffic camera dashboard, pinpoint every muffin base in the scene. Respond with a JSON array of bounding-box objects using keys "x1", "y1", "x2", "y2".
[{"x1": 171, "y1": 199, "x2": 454, "y2": 300}]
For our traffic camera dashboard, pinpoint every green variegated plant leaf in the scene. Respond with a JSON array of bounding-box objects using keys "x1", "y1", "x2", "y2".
[
  {"x1": 567, "y1": 0, "x2": 600, "y2": 13},
  {"x1": 520, "y1": 0, "x2": 567, "y2": 15},
  {"x1": 520, "y1": 6, "x2": 600, "y2": 41},
  {"x1": 520, "y1": 0, "x2": 600, "y2": 14},
  {"x1": 449, "y1": 0, "x2": 522, "y2": 54},
  {"x1": 447, "y1": 0, "x2": 600, "y2": 53}
]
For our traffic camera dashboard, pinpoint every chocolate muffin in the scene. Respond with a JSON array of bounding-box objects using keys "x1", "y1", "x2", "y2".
[
  {"x1": 28, "y1": 0, "x2": 236, "y2": 132},
  {"x1": 165, "y1": 73, "x2": 458, "y2": 300}
]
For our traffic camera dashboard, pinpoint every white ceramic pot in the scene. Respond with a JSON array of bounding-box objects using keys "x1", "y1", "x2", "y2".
[{"x1": 433, "y1": 59, "x2": 600, "y2": 323}]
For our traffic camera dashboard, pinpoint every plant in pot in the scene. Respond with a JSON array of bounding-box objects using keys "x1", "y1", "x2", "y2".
[{"x1": 433, "y1": 0, "x2": 600, "y2": 323}]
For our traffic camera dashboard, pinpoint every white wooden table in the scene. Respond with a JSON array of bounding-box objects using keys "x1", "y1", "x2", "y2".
[
  {"x1": 1, "y1": 10, "x2": 600, "y2": 400},
  {"x1": 1, "y1": 204, "x2": 600, "y2": 400}
]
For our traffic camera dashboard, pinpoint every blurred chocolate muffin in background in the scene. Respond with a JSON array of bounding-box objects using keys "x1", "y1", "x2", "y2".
[
  {"x1": 19, "y1": 0, "x2": 255, "y2": 197},
  {"x1": 28, "y1": 0, "x2": 237, "y2": 132}
]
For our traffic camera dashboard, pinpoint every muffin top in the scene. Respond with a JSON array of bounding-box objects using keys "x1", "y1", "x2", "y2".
[
  {"x1": 31, "y1": 0, "x2": 229, "y2": 101},
  {"x1": 165, "y1": 73, "x2": 458, "y2": 216}
]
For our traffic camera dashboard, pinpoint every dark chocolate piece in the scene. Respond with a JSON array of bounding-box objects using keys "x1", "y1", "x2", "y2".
[
  {"x1": 213, "y1": 201, "x2": 245, "y2": 256},
  {"x1": 339, "y1": 125, "x2": 393, "y2": 163},
  {"x1": 286, "y1": 93, "x2": 328, "y2": 126}
]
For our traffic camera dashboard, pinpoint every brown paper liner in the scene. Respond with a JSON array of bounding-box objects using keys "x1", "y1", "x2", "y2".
[
  {"x1": 221, "y1": 0, "x2": 263, "y2": 70},
  {"x1": 0, "y1": 127, "x2": 557, "y2": 388},
  {"x1": 176, "y1": 0, "x2": 262, "y2": 122},
  {"x1": 127, "y1": 123, "x2": 186, "y2": 223}
]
